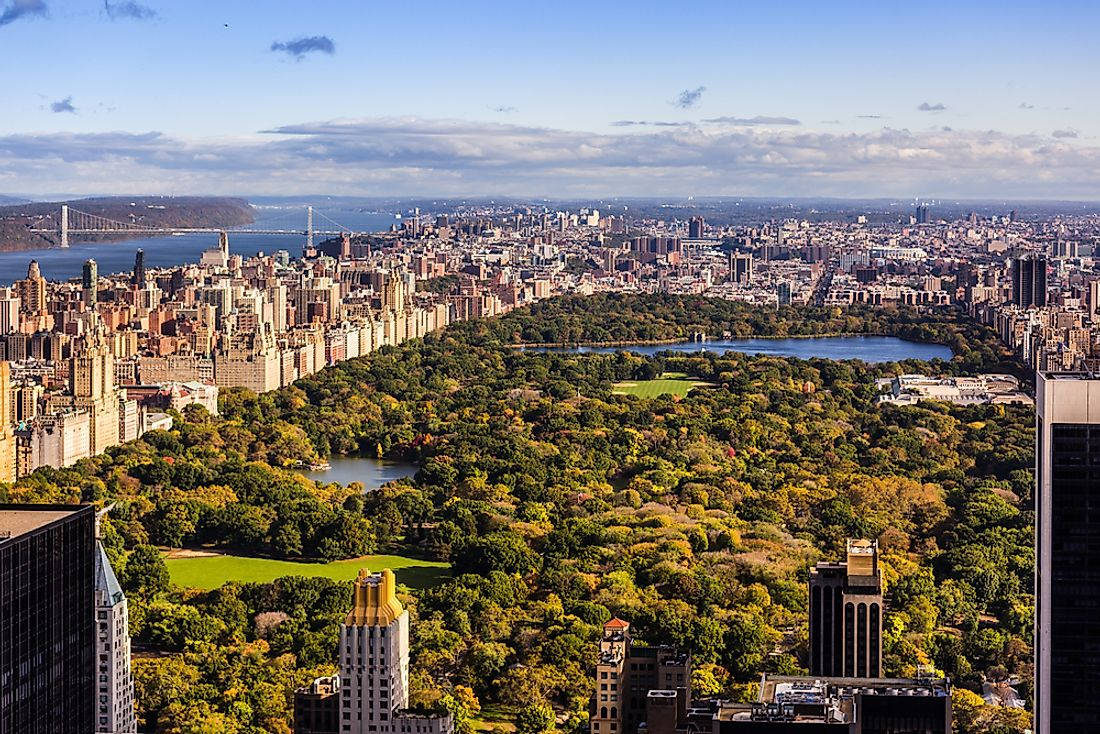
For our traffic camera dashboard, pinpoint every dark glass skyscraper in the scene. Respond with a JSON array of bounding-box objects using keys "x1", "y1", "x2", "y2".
[
  {"x1": 809, "y1": 539, "x2": 883, "y2": 679},
  {"x1": 1012, "y1": 254, "x2": 1048, "y2": 308},
  {"x1": 132, "y1": 248, "x2": 146, "y2": 288},
  {"x1": 1035, "y1": 373, "x2": 1100, "y2": 732},
  {"x1": 0, "y1": 503, "x2": 95, "y2": 734}
]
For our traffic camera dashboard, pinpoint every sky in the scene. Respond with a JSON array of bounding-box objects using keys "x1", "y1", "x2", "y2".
[{"x1": 2, "y1": 0, "x2": 1100, "y2": 199}]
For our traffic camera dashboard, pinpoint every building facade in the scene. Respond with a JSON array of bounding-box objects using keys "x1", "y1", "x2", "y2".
[
  {"x1": 0, "y1": 504, "x2": 95, "y2": 734},
  {"x1": 591, "y1": 618, "x2": 691, "y2": 734},
  {"x1": 808, "y1": 539, "x2": 883, "y2": 679},
  {"x1": 333, "y1": 568, "x2": 453, "y2": 734},
  {"x1": 1035, "y1": 372, "x2": 1100, "y2": 732},
  {"x1": 94, "y1": 541, "x2": 136, "y2": 733},
  {"x1": 294, "y1": 674, "x2": 340, "y2": 734}
]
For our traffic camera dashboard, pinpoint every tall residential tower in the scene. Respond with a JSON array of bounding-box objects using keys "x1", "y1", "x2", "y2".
[
  {"x1": 94, "y1": 541, "x2": 136, "y2": 733},
  {"x1": 334, "y1": 569, "x2": 452, "y2": 734}
]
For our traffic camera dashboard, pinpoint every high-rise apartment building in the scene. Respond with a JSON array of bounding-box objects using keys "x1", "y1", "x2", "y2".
[
  {"x1": 0, "y1": 362, "x2": 15, "y2": 482},
  {"x1": 688, "y1": 216, "x2": 705, "y2": 239},
  {"x1": 1012, "y1": 254, "x2": 1048, "y2": 308},
  {"x1": 0, "y1": 504, "x2": 96, "y2": 734},
  {"x1": 1035, "y1": 373, "x2": 1100, "y2": 732},
  {"x1": 591, "y1": 618, "x2": 691, "y2": 734},
  {"x1": 0, "y1": 287, "x2": 21, "y2": 334},
  {"x1": 94, "y1": 541, "x2": 136, "y2": 733},
  {"x1": 17, "y1": 259, "x2": 47, "y2": 315},
  {"x1": 64, "y1": 325, "x2": 121, "y2": 454},
  {"x1": 83, "y1": 258, "x2": 99, "y2": 306},
  {"x1": 808, "y1": 539, "x2": 883, "y2": 679},
  {"x1": 729, "y1": 252, "x2": 753, "y2": 284},
  {"x1": 335, "y1": 569, "x2": 453, "y2": 734},
  {"x1": 777, "y1": 281, "x2": 792, "y2": 307}
]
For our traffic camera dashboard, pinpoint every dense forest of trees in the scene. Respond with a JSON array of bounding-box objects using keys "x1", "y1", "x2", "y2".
[{"x1": 2, "y1": 296, "x2": 1032, "y2": 733}]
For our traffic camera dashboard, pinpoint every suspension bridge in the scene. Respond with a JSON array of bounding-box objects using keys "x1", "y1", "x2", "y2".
[{"x1": 28, "y1": 205, "x2": 359, "y2": 248}]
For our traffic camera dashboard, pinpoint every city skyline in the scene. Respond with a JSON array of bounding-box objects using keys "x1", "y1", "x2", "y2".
[{"x1": 2, "y1": 0, "x2": 1100, "y2": 198}]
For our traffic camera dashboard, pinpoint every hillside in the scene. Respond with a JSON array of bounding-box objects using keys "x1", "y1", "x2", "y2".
[{"x1": 0, "y1": 196, "x2": 254, "y2": 251}]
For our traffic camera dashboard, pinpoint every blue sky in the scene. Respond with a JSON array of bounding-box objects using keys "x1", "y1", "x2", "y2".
[{"x1": 1, "y1": 0, "x2": 1099, "y2": 198}]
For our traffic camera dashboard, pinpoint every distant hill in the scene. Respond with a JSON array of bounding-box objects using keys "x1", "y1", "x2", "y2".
[
  {"x1": 0, "y1": 195, "x2": 31, "y2": 207},
  {"x1": 0, "y1": 196, "x2": 254, "y2": 251}
]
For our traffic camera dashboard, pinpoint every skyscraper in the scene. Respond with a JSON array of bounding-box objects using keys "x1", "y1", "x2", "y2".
[
  {"x1": 688, "y1": 216, "x2": 705, "y2": 239},
  {"x1": 776, "y1": 281, "x2": 792, "y2": 307},
  {"x1": 0, "y1": 504, "x2": 96, "y2": 734},
  {"x1": 18, "y1": 259, "x2": 47, "y2": 315},
  {"x1": 94, "y1": 540, "x2": 136, "y2": 733},
  {"x1": 132, "y1": 249, "x2": 145, "y2": 288},
  {"x1": 1012, "y1": 254, "x2": 1048, "y2": 308},
  {"x1": 808, "y1": 538, "x2": 883, "y2": 679},
  {"x1": 337, "y1": 569, "x2": 453, "y2": 734},
  {"x1": 83, "y1": 258, "x2": 99, "y2": 306},
  {"x1": 729, "y1": 252, "x2": 753, "y2": 284},
  {"x1": 59, "y1": 324, "x2": 120, "y2": 455},
  {"x1": 1035, "y1": 373, "x2": 1100, "y2": 731},
  {"x1": 914, "y1": 204, "x2": 930, "y2": 224}
]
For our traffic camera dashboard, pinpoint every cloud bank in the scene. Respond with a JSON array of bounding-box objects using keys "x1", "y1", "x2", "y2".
[
  {"x1": 703, "y1": 116, "x2": 801, "y2": 126},
  {"x1": 918, "y1": 102, "x2": 947, "y2": 112},
  {"x1": 270, "y1": 35, "x2": 335, "y2": 59},
  {"x1": 0, "y1": 117, "x2": 1096, "y2": 198}
]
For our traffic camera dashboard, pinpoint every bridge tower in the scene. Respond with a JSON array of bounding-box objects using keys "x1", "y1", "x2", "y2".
[
  {"x1": 307, "y1": 205, "x2": 314, "y2": 251},
  {"x1": 60, "y1": 204, "x2": 69, "y2": 248}
]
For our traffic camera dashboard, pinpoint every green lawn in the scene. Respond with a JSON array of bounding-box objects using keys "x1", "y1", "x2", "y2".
[
  {"x1": 612, "y1": 372, "x2": 711, "y2": 398},
  {"x1": 165, "y1": 553, "x2": 450, "y2": 591}
]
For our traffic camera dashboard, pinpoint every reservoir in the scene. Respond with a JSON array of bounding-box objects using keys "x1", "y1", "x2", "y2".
[
  {"x1": 523, "y1": 335, "x2": 953, "y2": 363},
  {"x1": 299, "y1": 455, "x2": 417, "y2": 491}
]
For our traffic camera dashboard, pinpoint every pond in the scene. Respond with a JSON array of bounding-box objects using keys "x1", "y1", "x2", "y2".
[
  {"x1": 522, "y1": 335, "x2": 953, "y2": 363},
  {"x1": 298, "y1": 455, "x2": 417, "y2": 491}
]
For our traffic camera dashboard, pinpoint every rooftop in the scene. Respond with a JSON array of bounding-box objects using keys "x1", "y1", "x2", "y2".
[{"x1": 0, "y1": 504, "x2": 86, "y2": 543}]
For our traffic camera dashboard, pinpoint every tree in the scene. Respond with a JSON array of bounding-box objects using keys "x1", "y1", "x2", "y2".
[
  {"x1": 516, "y1": 702, "x2": 555, "y2": 734},
  {"x1": 121, "y1": 545, "x2": 170, "y2": 598}
]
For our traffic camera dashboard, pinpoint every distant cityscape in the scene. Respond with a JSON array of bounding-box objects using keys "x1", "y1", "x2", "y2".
[{"x1": 2, "y1": 197, "x2": 1100, "y2": 733}]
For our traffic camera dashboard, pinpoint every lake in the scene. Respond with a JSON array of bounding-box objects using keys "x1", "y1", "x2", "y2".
[
  {"x1": 299, "y1": 455, "x2": 417, "y2": 490},
  {"x1": 0, "y1": 207, "x2": 399, "y2": 284},
  {"x1": 523, "y1": 335, "x2": 953, "y2": 363}
]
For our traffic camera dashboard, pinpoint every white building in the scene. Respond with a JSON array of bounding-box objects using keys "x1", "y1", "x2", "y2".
[
  {"x1": 25, "y1": 409, "x2": 91, "y2": 473},
  {"x1": 876, "y1": 373, "x2": 1032, "y2": 407},
  {"x1": 339, "y1": 569, "x2": 453, "y2": 734},
  {"x1": 94, "y1": 542, "x2": 136, "y2": 733}
]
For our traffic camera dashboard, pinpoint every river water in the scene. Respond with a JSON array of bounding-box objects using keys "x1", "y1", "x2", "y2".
[
  {"x1": 523, "y1": 335, "x2": 953, "y2": 363},
  {"x1": 0, "y1": 207, "x2": 399, "y2": 284}
]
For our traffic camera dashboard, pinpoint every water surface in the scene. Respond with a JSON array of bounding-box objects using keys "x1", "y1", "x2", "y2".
[
  {"x1": 299, "y1": 455, "x2": 417, "y2": 491},
  {"x1": 0, "y1": 208, "x2": 398, "y2": 283},
  {"x1": 523, "y1": 335, "x2": 952, "y2": 363}
]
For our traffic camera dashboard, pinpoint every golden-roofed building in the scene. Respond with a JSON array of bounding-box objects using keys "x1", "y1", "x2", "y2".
[
  {"x1": 345, "y1": 567, "x2": 404, "y2": 626},
  {"x1": 332, "y1": 568, "x2": 453, "y2": 734}
]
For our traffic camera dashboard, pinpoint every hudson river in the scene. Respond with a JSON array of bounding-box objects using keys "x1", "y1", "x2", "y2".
[{"x1": 0, "y1": 207, "x2": 398, "y2": 284}]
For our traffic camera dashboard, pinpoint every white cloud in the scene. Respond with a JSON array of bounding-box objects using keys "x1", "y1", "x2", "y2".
[{"x1": 2, "y1": 117, "x2": 1099, "y2": 198}]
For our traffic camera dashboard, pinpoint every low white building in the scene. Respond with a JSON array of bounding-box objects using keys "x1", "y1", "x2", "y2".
[{"x1": 877, "y1": 373, "x2": 1032, "y2": 407}]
